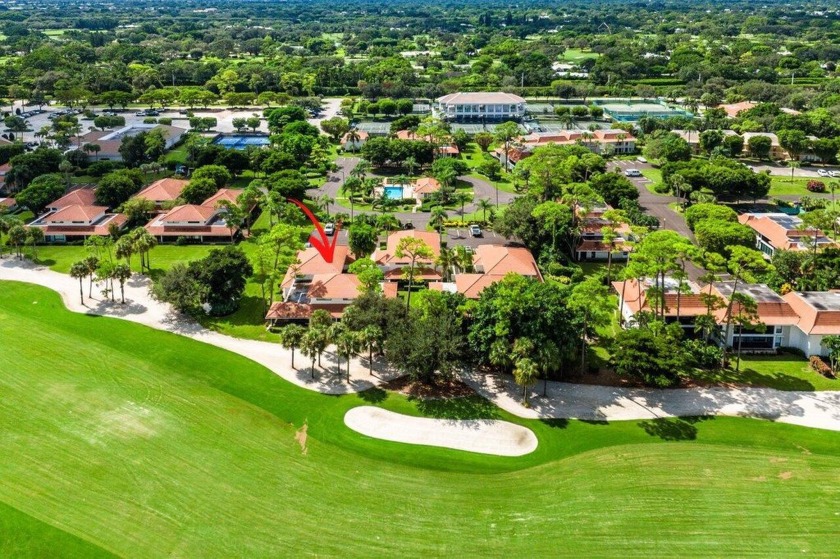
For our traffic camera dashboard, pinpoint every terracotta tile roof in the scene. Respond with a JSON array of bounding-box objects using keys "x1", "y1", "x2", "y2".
[
  {"x1": 0, "y1": 197, "x2": 15, "y2": 208},
  {"x1": 413, "y1": 177, "x2": 441, "y2": 195},
  {"x1": 161, "y1": 204, "x2": 217, "y2": 223},
  {"x1": 783, "y1": 291, "x2": 840, "y2": 335},
  {"x1": 307, "y1": 273, "x2": 361, "y2": 301},
  {"x1": 144, "y1": 204, "x2": 234, "y2": 238},
  {"x1": 615, "y1": 279, "x2": 801, "y2": 324},
  {"x1": 49, "y1": 188, "x2": 96, "y2": 210},
  {"x1": 202, "y1": 188, "x2": 244, "y2": 208},
  {"x1": 44, "y1": 204, "x2": 107, "y2": 223},
  {"x1": 382, "y1": 282, "x2": 399, "y2": 299},
  {"x1": 373, "y1": 230, "x2": 441, "y2": 267},
  {"x1": 720, "y1": 101, "x2": 757, "y2": 118},
  {"x1": 473, "y1": 245, "x2": 542, "y2": 279},
  {"x1": 281, "y1": 247, "x2": 349, "y2": 289},
  {"x1": 739, "y1": 213, "x2": 836, "y2": 252},
  {"x1": 265, "y1": 302, "x2": 313, "y2": 321},
  {"x1": 134, "y1": 178, "x2": 189, "y2": 203},
  {"x1": 32, "y1": 210, "x2": 126, "y2": 236}
]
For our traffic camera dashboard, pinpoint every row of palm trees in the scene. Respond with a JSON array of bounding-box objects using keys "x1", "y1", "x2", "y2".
[
  {"x1": 277, "y1": 310, "x2": 382, "y2": 380},
  {"x1": 68, "y1": 227, "x2": 158, "y2": 305}
]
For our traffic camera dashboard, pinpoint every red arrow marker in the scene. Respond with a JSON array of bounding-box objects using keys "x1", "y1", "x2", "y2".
[{"x1": 287, "y1": 198, "x2": 340, "y2": 263}]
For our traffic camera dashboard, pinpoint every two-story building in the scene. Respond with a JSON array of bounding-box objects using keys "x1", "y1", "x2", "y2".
[
  {"x1": 434, "y1": 92, "x2": 526, "y2": 122},
  {"x1": 614, "y1": 278, "x2": 839, "y2": 356},
  {"x1": 430, "y1": 245, "x2": 543, "y2": 299},
  {"x1": 739, "y1": 213, "x2": 836, "y2": 259}
]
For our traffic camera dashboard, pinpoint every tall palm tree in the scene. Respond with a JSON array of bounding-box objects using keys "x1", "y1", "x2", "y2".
[
  {"x1": 335, "y1": 328, "x2": 361, "y2": 381},
  {"x1": 513, "y1": 357, "x2": 539, "y2": 406},
  {"x1": 404, "y1": 156, "x2": 419, "y2": 176},
  {"x1": 436, "y1": 247, "x2": 456, "y2": 281},
  {"x1": 346, "y1": 129, "x2": 361, "y2": 152},
  {"x1": 300, "y1": 329, "x2": 321, "y2": 380},
  {"x1": 70, "y1": 261, "x2": 88, "y2": 305},
  {"x1": 429, "y1": 207, "x2": 448, "y2": 244},
  {"x1": 359, "y1": 326, "x2": 382, "y2": 376},
  {"x1": 113, "y1": 263, "x2": 132, "y2": 304},
  {"x1": 278, "y1": 324, "x2": 306, "y2": 369},
  {"x1": 25, "y1": 227, "x2": 44, "y2": 262},
  {"x1": 477, "y1": 198, "x2": 493, "y2": 222},
  {"x1": 454, "y1": 191, "x2": 471, "y2": 223},
  {"x1": 83, "y1": 256, "x2": 99, "y2": 297}
]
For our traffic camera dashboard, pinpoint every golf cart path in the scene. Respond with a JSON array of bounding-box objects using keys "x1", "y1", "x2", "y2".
[
  {"x1": 461, "y1": 371, "x2": 840, "y2": 432},
  {"x1": 0, "y1": 259, "x2": 401, "y2": 395},
  {"x1": 3, "y1": 260, "x2": 840, "y2": 432},
  {"x1": 344, "y1": 406, "x2": 537, "y2": 456}
]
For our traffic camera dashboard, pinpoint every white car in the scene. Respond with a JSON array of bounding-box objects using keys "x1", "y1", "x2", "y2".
[
  {"x1": 817, "y1": 169, "x2": 829, "y2": 177},
  {"x1": 624, "y1": 168, "x2": 643, "y2": 177},
  {"x1": 324, "y1": 223, "x2": 335, "y2": 236},
  {"x1": 469, "y1": 224, "x2": 482, "y2": 237},
  {"x1": 828, "y1": 170, "x2": 839, "y2": 178}
]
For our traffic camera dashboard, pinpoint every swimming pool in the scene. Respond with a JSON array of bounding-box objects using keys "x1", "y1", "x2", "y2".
[
  {"x1": 383, "y1": 186, "x2": 404, "y2": 200},
  {"x1": 212, "y1": 135, "x2": 270, "y2": 150}
]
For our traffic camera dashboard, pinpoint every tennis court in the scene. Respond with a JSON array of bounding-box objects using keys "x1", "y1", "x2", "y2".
[
  {"x1": 212, "y1": 134, "x2": 270, "y2": 150},
  {"x1": 356, "y1": 121, "x2": 392, "y2": 135}
]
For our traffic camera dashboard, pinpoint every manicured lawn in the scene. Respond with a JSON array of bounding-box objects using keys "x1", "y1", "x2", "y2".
[
  {"x1": 641, "y1": 167, "x2": 670, "y2": 195},
  {"x1": 767, "y1": 176, "x2": 819, "y2": 196},
  {"x1": 2, "y1": 281, "x2": 840, "y2": 557},
  {"x1": 561, "y1": 48, "x2": 600, "y2": 62},
  {"x1": 695, "y1": 354, "x2": 839, "y2": 391}
]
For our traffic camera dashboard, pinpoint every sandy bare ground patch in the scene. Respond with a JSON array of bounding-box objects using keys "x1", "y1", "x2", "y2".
[{"x1": 344, "y1": 406, "x2": 538, "y2": 457}]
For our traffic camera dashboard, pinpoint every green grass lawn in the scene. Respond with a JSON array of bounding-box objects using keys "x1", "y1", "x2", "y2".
[
  {"x1": 695, "y1": 354, "x2": 839, "y2": 391},
  {"x1": 767, "y1": 175, "x2": 818, "y2": 196},
  {"x1": 2, "y1": 281, "x2": 840, "y2": 557},
  {"x1": 561, "y1": 48, "x2": 600, "y2": 62},
  {"x1": 31, "y1": 209, "x2": 280, "y2": 342}
]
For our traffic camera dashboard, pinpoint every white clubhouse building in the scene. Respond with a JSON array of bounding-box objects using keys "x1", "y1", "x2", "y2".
[{"x1": 434, "y1": 92, "x2": 526, "y2": 122}]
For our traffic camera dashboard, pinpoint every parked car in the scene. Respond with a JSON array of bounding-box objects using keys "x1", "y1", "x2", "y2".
[
  {"x1": 829, "y1": 170, "x2": 840, "y2": 178},
  {"x1": 403, "y1": 222, "x2": 414, "y2": 230},
  {"x1": 469, "y1": 224, "x2": 482, "y2": 237},
  {"x1": 637, "y1": 156, "x2": 648, "y2": 163},
  {"x1": 817, "y1": 169, "x2": 829, "y2": 177},
  {"x1": 324, "y1": 223, "x2": 335, "y2": 236},
  {"x1": 625, "y1": 168, "x2": 643, "y2": 177}
]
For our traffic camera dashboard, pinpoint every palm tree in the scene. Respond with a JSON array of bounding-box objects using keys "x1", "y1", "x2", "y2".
[
  {"x1": 454, "y1": 191, "x2": 471, "y2": 223},
  {"x1": 278, "y1": 324, "x2": 306, "y2": 369},
  {"x1": 83, "y1": 255, "x2": 99, "y2": 297},
  {"x1": 130, "y1": 228, "x2": 157, "y2": 273},
  {"x1": 403, "y1": 156, "x2": 419, "y2": 176},
  {"x1": 350, "y1": 160, "x2": 370, "y2": 181},
  {"x1": 70, "y1": 261, "x2": 88, "y2": 305},
  {"x1": 513, "y1": 357, "x2": 539, "y2": 406},
  {"x1": 317, "y1": 194, "x2": 333, "y2": 217},
  {"x1": 359, "y1": 325, "x2": 382, "y2": 376},
  {"x1": 787, "y1": 160, "x2": 800, "y2": 182},
  {"x1": 115, "y1": 235, "x2": 135, "y2": 268},
  {"x1": 345, "y1": 129, "x2": 361, "y2": 152},
  {"x1": 25, "y1": 227, "x2": 44, "y2": 262},
  {"x1": 113, "y1": 263, "x2": 132, "y2": 304},
  {"x1": 334, "y1": 327, "x2": 361, "y2": 381},
  {"x1": 300, "y1": 329, "x2": 321, "y2": 380},
  {"x1": 436, "y1": 247, "x2": 456, "y2": 281},
  {"x1": 7, "y1": 225, "x2": 26, "y2": 259},
  {"x1": 477, "y1": 198, "x2": 493, "y2": 222},
  {"x1": 429, "y1": 207, "x2": 448, "y2": 244}
]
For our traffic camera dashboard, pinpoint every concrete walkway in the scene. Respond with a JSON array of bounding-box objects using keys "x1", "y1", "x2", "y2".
[
  {"x1": 461, "y1": 370, "x2": 840, "y2": 432},
  {"x1": 344, "y1": 406, "x2": 538, "y2": 456},
  {"x1": 3, "y1": 259, "x2": 840, "y2": 431},
  {"x1": 0, "y1": 259, "x2": 401, "y2": 395}
]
